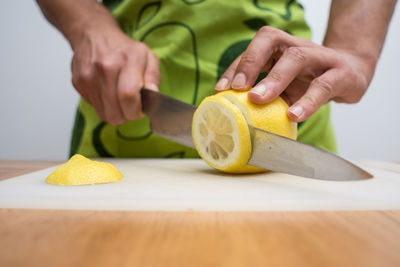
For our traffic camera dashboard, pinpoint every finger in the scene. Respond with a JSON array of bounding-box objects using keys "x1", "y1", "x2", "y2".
[
  {"x1": 71, "y1": 56, "x2": 105, "y2": 120},
  {"x1": 96, "y1": 54, "x2": 126, "y2": 125},
  {"x1": 279, "y1": 78, "x2": 309, "y2": 106},
  {"x1": 215, "y1": 55, "x2": 242, "y2": 91},
  {"x1": 248, "y1": 46, "x2": 333, "y2": 105},
  {"x1": 117, "y1": 54, "x2": 145, "y2": 121},
  {"x1": 231, "y1": 26, "x2": 294, "y2": 90},
  {"x1": 71, "y1": 55, "x2": 92, "y2": 104},
  {"x1": 143, "y1": 51, "x2": 161, "y2": 91},
  {"x1": 287, "y1": 69, "x2": 338, "y2": 122}
]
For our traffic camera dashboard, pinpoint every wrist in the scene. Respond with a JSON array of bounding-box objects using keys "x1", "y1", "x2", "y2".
[{"x1": 63, "y1": 2, "x2": 121, "y2": 50}]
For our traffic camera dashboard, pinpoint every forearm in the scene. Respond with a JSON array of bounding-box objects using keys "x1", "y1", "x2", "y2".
[
  {"x1": 36, "y1": 0, "x2": 120, "y2": 49},
  {"x1": 323, "y1": 0, "x2": 397, "y2": 80}
]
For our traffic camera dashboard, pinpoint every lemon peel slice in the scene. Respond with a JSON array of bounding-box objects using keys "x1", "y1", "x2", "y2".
[
  {"x1": 193, "y1": 96, "x2": 251, "y2": 173},
  {"x1": 192, "y1": 90, "x2": 297, "y2": 174},
  {"x1": 46, "y1": 154, "x2": 123, "y2": 185},
  {"x1": 218, "y1": 90, "x2": 297, "y2": 139}
]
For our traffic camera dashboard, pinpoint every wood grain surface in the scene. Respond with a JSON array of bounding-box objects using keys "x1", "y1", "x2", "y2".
[
  {"x1": 1, "y1": 161, "x2": 399, "y2": 267},
  {"x1": 0, "y1": 160, "x2": 59, "y2": 181}
]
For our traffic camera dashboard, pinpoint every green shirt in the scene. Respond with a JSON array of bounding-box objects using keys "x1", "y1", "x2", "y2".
[{"x1": 70, "y1": 0, "x2": 336, "y2": 158}]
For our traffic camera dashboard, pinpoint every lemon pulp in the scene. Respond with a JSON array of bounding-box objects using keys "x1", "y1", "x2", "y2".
[
  {"x1": 46, "y1": 154, "x2": 123, "y2": 185},
  {"x1": 192, "y1": 90, "x2": 297, "y2": 173}
]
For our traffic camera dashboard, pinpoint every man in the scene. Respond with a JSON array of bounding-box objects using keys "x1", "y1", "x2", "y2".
[{"x1": 36, "y1": 0, "x2": 396, "y2": 158}]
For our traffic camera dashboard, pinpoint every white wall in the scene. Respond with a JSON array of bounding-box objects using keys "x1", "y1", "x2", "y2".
[
  {"x1": 0, "y1": 1, "x2": 78, "y2": 160},
  {"x1": 302, "y1": 0, "x2": 400, "y2": 161},
  {"x1": 0, "y1": 1, "x2": 399, "y2": 160}
]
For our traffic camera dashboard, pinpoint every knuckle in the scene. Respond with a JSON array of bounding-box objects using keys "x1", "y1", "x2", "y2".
[
  {"x1": 146, "y1": 69, "x2": 161, "y2": 81},
  {"x1": 267, "y1": 70, "x2": 283, "y2": 83},
  {"x1": 145, "y1": 58, "x2": 160, "y2": 76},
  {"x1": 286, "y1": 47, "x2": 306, "y2": 63},
  {"x1": 258, "y1": 26, "x2": 281, "y2": 44},
  {"x1": 302, "y1": 95, "x2": 318, "y2": 109},
  {"x1": 78, "y1": 68, "x2": 93, "y2": 84},
  {"x1": 345, "y1": 90, "x2": 363, "y2": 104},
  {"x1": 133, "y1": 41, "x2": 148, "y2": 52},
  {"x1": 145, "y1": 75, "x2": 160, "y2": 86},
  {"x1": 312, "y1": 77, "x2": 333, "y2": 96},
  {"x1": 240, "y1": 53, "x2": 258, "y2": 66},
  {"x1": 119, "y1": 88, "x2": 137, "y2": 102},
  {"x1": 96, "y1": 54, "x2": 123, "y2": 72},
  {"x1": 259, "y1": 26, "x2": 274, "y2": 35},
  {"x1": 335, "y1": 69, "x2": 367, "y2": 104}
]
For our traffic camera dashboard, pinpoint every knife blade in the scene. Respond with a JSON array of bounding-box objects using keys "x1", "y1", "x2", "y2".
[
  {"x1": 141, "y1": 88, "x2": 372, "y2": 180},
  {"x1": 141, "y1": 88, "x2": 196, "y2": 148},
  {"x1": 248, "y1": 126, "x2": 372, "y2": 180}
]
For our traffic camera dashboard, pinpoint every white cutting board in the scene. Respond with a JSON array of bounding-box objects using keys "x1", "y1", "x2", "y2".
[{"x1": 0, "y1": 159, "x2": 399, "y2": 211}]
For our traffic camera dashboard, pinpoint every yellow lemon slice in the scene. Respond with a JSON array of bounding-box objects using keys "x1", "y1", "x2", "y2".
[
  {"x1": 192, "y1": 90, "x2": 297, "y2": 173},
  {"x1": 46, "y1": 154, "x2": 123, "y2": 185}
]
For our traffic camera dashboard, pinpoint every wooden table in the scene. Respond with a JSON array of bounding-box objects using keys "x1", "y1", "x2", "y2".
[{"x1": 0, "y1": 161, "x2": 399, "y2": 267}]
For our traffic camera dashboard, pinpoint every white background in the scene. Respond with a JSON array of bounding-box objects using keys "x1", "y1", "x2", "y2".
[{"x1": 0, "y1": 1, "x2": 399, "y2": 160}]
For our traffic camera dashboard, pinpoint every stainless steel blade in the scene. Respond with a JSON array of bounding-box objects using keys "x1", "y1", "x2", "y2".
[
  {"x1": 248, "y1": 125, "x2": 373, "y2": 181},
  {"x1": 141, "y1": 88, "x2": 372, "y2": 180},
  {"x1": 141, "y1": 88, "x2": 196, "y2": 148}
]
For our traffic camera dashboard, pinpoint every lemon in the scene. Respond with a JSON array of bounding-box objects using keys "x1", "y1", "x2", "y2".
[
  {"x1": 192, "y1": 90, "x2": 297, "y2": 173},
  {"x1": 46, "y1": 154, "x2": 123, "y2": 185}
]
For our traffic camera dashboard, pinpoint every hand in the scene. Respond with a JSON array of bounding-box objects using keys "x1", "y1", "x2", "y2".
[
  {"x1": 71, "y1": 25, "x2": 160, "y2": 125},
  {"x1": 215, "y1": 26, "x2": 373, "y2": 122}
]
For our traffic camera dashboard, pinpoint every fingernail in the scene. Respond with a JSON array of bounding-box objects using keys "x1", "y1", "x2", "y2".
[
  {"x1": 231, "y1": 73, "x2": 247, "y2": 89},
  {"x1": 146, "y1": 83, "x2": 158, "y2": 91},
  {"x1": 251, "y1": 84, "x2": 266, "y2": 96},
  {"x1": 215, "y1": 78, "x2": 229, "y2": 91},
  {"x1": 289, "y1": 105, "x2": 304, "y2": 118}
]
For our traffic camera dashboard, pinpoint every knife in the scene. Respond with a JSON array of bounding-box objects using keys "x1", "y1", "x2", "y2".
[{"x1": 141, "y1": 88, "x2": 373, "y2": 181}]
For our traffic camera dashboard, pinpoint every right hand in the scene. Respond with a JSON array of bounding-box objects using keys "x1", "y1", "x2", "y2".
[{"x1": 71, "y1": 25, "x2": 160, "y2": 125}]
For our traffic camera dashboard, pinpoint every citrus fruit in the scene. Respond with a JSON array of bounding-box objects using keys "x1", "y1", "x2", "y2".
[
  {"x1": 192, "y1": 90, "x2": 297, "y2": 173},
  {"x1": 46, "y1": 154, "x2": 123, "y2": 185}
]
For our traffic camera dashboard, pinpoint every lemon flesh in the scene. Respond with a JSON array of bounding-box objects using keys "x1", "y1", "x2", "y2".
[
  {"x1": 192, "y1": 97, "x2": 251, "y2": 172},
  {"x1": 46, "y1": 154, "x2": 123, "y2": 185},
  {"x1": 192, "y1": 90, "x2": 297, "y2": 173}
]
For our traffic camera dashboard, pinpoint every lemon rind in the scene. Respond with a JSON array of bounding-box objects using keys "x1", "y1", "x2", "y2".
[
  {"x1": 45, "y1": 154, "x2": 123, "y2": 186},
  {"x1": 192, "y1": 95, "x2": 252, "y2": 172},
  {"x1": 193, "y1": 91, "x2": 297, "y2": 174}
]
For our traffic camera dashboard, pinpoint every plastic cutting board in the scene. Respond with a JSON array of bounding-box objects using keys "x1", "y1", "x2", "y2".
[{"x1": 0, "y1": 159, "x2": 399, "y2": 211}]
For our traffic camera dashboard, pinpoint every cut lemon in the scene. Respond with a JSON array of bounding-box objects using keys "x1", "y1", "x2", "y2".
[
  {"x1": 46, "y1": 154, "x2": 123, "y2": 185},
  {"x1": 192, "y1": 90, "x2": 297, "y2": 173}
]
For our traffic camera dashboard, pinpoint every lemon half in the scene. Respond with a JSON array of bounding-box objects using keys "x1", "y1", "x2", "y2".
[
  {"x1": 192, "y1": 90, "x2": 297, "y2": 173},
  {"x1": 46, "y1": 154, "x2": 123, "y2": 185}
]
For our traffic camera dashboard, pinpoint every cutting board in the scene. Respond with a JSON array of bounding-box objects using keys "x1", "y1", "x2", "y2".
[{"x1": 0, "y1": 159, "x2": 399, "y2": 211}]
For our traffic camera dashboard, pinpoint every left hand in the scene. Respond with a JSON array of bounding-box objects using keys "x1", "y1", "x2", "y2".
[{"x1": 215, "y1": 26, "x2": 374, "y2": 122}]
